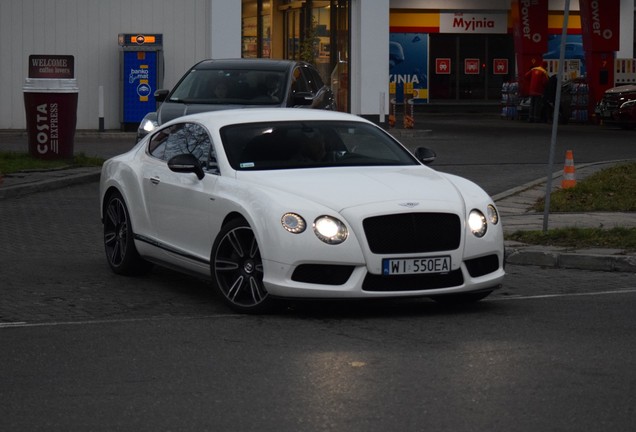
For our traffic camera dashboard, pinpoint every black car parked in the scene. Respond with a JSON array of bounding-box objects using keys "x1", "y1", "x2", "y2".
[
  {"x1": 137, "y1": 59, "x2": 337, "y2": 141},
  {"x1": 596, "y1": 84, "x2": 636, "y2": 130}
]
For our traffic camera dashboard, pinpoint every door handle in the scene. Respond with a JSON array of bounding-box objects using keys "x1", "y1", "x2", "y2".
[{"x1": 150, "y1": 176, "x2": 160, "y2": 185}]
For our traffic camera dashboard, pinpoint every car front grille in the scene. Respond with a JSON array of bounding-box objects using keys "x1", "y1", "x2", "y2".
[
  {"x1": 601, "y1": 93, "x2": 621, "y2": 111},
  {"x1": 363, "y1": 213, "x2": 461, "y2": 254}
]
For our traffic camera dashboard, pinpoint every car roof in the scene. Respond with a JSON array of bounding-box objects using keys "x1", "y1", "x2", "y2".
[
  {"x1": 605, "y1": 84, "x2": 636, "y2": 94},
  {"x1": 164, "y1": 108, "x2": 374, "y2": 130},
  {"x1": 191, "y1": 58, "x2": 299, "y2": 72}
]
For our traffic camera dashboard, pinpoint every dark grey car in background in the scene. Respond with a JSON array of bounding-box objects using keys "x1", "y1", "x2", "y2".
[{"x1": 137, "y1": 58, "x2": 336, "y2": 141}]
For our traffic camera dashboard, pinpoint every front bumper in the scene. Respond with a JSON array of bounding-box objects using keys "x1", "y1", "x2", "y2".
[{"x1": 262, "y1": 255, "x2": 505, "y2": 299}]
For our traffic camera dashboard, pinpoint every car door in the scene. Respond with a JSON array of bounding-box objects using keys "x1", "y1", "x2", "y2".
[{"x1": 142, "y1": 122, "x2": 219, "y2": 263}]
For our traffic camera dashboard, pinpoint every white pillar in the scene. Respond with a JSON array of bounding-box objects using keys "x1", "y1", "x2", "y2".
[
  {"x1": 618, "y1": 0, "x2": 635, "y2": 58},
  {"x1": 209, "y1": 0, "x2": 242, "y2": 58},
  {"x1": 350, "y1": 0, "x2": 390, "y2": 118}
]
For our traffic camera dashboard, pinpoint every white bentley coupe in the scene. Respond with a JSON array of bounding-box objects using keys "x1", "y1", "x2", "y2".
[{"x1": 100, "y1": 108, "x2": 505, "y2": 313}]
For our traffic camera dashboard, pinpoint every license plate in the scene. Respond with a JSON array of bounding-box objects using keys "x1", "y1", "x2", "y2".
[{"x1": 382, "y1": 256, "x2": 451, "y2": 275}]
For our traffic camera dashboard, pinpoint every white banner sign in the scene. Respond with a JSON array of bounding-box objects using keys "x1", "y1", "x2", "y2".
[{"x1": 439, "y1": 12, "x2": 508, "y2": 34}]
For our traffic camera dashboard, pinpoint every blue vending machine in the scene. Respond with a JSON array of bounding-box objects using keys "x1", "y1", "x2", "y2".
[{"x1": 118, "y1": 33, "x2": 164, "y2": 131}]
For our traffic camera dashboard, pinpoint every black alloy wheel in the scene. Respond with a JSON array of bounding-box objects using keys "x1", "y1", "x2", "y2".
[
  {"x1": 103, "y1": 191, "x2": 152, "y2": 275},
  {"x1": 211, "y1": 219, "x2": 270, "y2": 313}
]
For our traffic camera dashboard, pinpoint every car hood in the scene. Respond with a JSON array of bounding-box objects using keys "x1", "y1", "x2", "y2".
[{"x1": 238, "y1": 166, "x2": 465, "y2": 213}]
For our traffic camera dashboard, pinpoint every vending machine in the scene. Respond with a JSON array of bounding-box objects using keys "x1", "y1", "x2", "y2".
[{"x1": 118, "y1": 33, "x2": 164, "y2": 131}]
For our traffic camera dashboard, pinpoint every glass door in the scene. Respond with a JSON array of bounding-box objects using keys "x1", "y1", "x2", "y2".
[
  {"x1": 429, "y1": 34, "x2": 513, "y2": 101},
  {"x1": 281, "y1": 1, "x2": 349, "y2": 112}
]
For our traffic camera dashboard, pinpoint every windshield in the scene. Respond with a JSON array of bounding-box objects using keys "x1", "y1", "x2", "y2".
[
  {"x1": 221, "y1": 121, "x2": 419, "y2": 171},
  {"x1": 169, "y1": 69, "x2": 286, "y2": 105}
]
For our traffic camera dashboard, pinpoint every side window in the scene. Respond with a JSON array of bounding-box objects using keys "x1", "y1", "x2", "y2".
[
  {"x1": 302, "y1": 66, "x2": 323, "y2": 93},
  {"x1": 148, "y1": 125, "x2": 179, "y2": 159},
  {"x1": 148, "y1": 123, "x2": 217, "y2": 173},
  {"x1": 291, "y1": 66, "x2": 311, "y2": 95}
]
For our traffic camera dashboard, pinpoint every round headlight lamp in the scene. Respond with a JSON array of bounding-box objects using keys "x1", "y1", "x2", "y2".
[
  {"x1": 487, "y1": 204, "x2": 499, "y2": 225},
  {"x1": 281, "y1": 213, "x2": 306, "y2": 234},
  {"x1": 468, "y1": 210, "x2": 487, "y2": 238},
  {"x1": 313, "y1": 216, "x2": 348, "y2": 244}
]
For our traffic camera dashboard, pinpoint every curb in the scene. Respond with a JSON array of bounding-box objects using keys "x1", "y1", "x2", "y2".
[
  {"x1": 0, "y1": 169, "x2": 101, "y2": 200},
  {"x1": 505, "y1": 243, "x2": 636, "y2": 273}
]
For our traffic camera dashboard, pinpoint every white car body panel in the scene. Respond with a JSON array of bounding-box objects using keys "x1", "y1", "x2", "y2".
[{"x1": 100, "y1": 108, "x2": 504, "y2": 302}]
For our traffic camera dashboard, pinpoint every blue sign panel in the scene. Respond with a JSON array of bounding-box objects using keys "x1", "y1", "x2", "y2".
[
  {"x1": 122, "y1": 51, "x2": 157, "y2": 123},
  {"x1": 389, "y1": 33, "x2": 428, "y2": 103}
]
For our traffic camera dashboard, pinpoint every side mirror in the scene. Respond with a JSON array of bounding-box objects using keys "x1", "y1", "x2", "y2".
[
  {"x1": 414, "y1": 147, "x2": 436, "y2": 165},
  {"x1": 292, "y1": 92, "x2": 314, "y2": 106},
  {"x1": 168, "y1": 153, "x2": 205, "y2": 180},
  {"x1": 154, "y1": 89, "x2": 170, "y2": 102}
]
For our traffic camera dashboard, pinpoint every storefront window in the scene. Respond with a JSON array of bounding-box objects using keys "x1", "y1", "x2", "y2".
[
  {"x1": 242, "y1": 0, "x2": 272, "y2": 58},
  {"x1": 243, "y1": 0, "x2": 350, "y2": 112},
  {"x1": 280, "y1": 1, "x2": 349, "y2": 111},
  {"x1": 428, "y1": 34, "x2": 513, "y2": 101}
]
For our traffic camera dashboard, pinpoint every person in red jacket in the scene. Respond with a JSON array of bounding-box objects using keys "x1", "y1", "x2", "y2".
[{"x1": 524, "y1": 61, "x2": 549, "y2": 122}]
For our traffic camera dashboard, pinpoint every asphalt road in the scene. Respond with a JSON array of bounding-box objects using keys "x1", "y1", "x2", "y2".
[
  {"x1": 1, "y1": 114, "x2": 636, "y2": 431},
  {"x1": 2, "y1": 288, "x2": 636, "y2": 432}
]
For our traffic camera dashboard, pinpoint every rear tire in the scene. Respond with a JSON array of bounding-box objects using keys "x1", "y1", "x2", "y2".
[
  {"x1": 211, "y1": 219, "x2": 272, "y2": 313},
  {"x1": 103, "y1": 191, "x2": 153, "y2": 275}
]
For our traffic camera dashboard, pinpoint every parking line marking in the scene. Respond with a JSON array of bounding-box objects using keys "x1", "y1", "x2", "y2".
[
  {"x1": 0, "y1": 314, "x2": 239, "y2": 329},
  {"x1": 492, "y1": 288, "x2": 636, "y2": 301}
]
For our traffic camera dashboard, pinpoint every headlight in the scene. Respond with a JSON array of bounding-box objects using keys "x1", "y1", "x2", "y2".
[
  {"x1": 313, "y1": 215, "x2": 348, "y2": 244},
  {"x1": 140, "y1": 118, "x2": 158, "y2": 133},
  {"x1": 468, "y1": 209, "x2": 487, "y2": 238},
  {"x1": 620, "y1": 100, "x2": 636, "y2": 109},
  {"x1": 487, "y1": 204, "x2": 499, "y2": 225},
  {"x1": 281, "y1": 213, "x2": 306, "y2": 234}
]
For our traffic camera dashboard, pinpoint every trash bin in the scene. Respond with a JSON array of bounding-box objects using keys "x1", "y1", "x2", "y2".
[{"x1": 23, "y1": 78, "x2": 78, "y2": 160}]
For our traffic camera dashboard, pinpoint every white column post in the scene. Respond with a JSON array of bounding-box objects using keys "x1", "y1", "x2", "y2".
[
  {"x1": 350, "y1": 0, "x2": 390, "y2": 119},
  {"x1": 209, "y1": 0, "x2": 242, "y2": 59}
]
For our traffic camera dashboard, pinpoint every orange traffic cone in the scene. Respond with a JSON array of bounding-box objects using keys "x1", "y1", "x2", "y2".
[{"x1": 561, "y1": 150, "x2": 576, "y2": 189}]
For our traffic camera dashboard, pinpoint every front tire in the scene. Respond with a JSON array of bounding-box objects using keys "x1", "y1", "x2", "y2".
[
  {"x1": 103, "y1": 191, "x2": 152, "y2": 275},
  {"x1": 211, "y1": 219, "x2": 271, "y2": 313}
]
